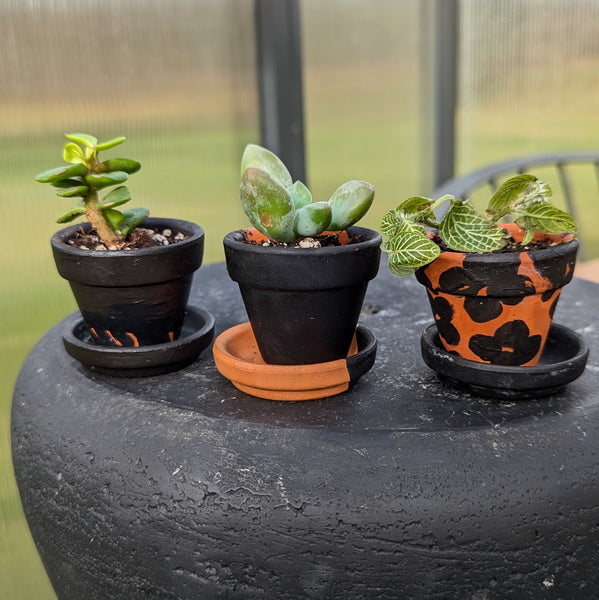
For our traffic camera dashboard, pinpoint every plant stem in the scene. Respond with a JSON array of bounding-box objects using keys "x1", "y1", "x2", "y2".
[{"x1": 84, "y1": 191, "x2": 123, "y2": 248}]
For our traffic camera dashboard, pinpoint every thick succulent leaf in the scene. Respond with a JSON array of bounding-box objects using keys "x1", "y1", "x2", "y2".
[
  {"x1": 102, "y1": 208, "x2": 125, "y2": 231},
  {"x1": 294, "y1": 201, "x2": 332, "y2": 237},
  {"x1": 240, "y1": 167, "x2": 296, "y2": 242},
  {"x1": 440, "y1": 199, "x2": 506, "y2": 253},
  {"x1": 240, "y1": 144, "x2": 293, "y2": 188},
  {"x1": 515, "y1": 201, "x2": 578, "y2": 235},
  {"x1": 96, "y1": 158, "x2": 141, "y2": 174},
  {"x1": 51, "y1": 177, "x2": 84, "y2": 188},
  {"x1": 95, "y1": 136, "x2": 127, "y2": 151},
  {"x1": 98, "y1": 186, "x2": 131, "y2": 209},
  {"x1": 115, "y1": 207, "x2": 150, "y2": 236},
  {"x1": 65, "y1": 133, "x2": 98, "y2": 148},
  {"x1": 63, "y1": 142, "x2": 86, "y2": 165},
  {"x1": 55, "y1": 185, "x2": 90, "y2": 198},
  {"x1": 381, "y1": 219, "x2": 440, "y2": 272},
  {"x1": 288, "y1": 180, "x2": 312, "y2": 210},
  {"x1": 56, "y1": 205, "x2": 86, "y2": 224},
  {"x1": 486, "y1": 174, "x2": 542, "y2": 218},
  {"x1": 328, "y1": 180, "x2": 375, "y2": 230},
  {"x1": 85, "y1": 171, "x2": 129, "y2": 190},
  {"x1": 35, "y1": 162, "x2": 87, "y2": 183}
]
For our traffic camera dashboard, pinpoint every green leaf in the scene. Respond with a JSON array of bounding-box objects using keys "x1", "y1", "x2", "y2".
[
  {"x1": 95, "y1": 136, "x2": 127, "y2": 151},
  {"x1": 63, "y1": 142, "x2": 86, "y2": 164},
  {"x1": 521, "y1": 228, "x2": 535, "y2": 246},
  {"x1": 85, "y1": 171, "x2": 129, "y2": 190},
  {"x1": 98, "y1": 186, "x2": 131, "y2": 209},
  {"x1": 515, "y1": 201, "x2": 578, "y2": 235},
  {"x1": 380, "y1": 196, "x2": 438, "y2": 238},
  {"x1": 51, "y1": 177, "x2": 84, "y2": 188},
  {"x1": 56, "y1": 205, "x2": 86, "y2": 223},
  {"x1": 381, "y1": 219, "x2": 440, "y2": 271},
  {"x1": 387, "y1": 258, "x2": 417, "y2": 277},
  {"x1": 486, "y1": 174, "x2": 547, "y2": 218},
  {"x1": 55, "y1": 185, "x2": 89, "y2": 198},
  {"x1": 35, "y1": 162, "x2": 87, "y2": 183},
  {"x1": 294, "y1": 201, "x2": 332, "y2": 237},
  {"x1": 65, "y1": 133, "x2": 98, "y2": 147},
  {"x1": 96, "y1": 158, "x2": 141, "y2": 174},
  {"x1": 440, "y1": 199, "x2": 506, "y2": 253},
  {"x1": 102, "y1": 208, "x2": 125, "y2": 230},
  {"x1": 328, "y1": 180, "x2": 375, "y2": 230},
  {"x1": 396, "y1": 195, "x2": 435, "y2": 216},
  {"x1": 240, "y1": 166, "x2": 296, "y2": 242},
  {"x1": 288, "y1": 180, "x2": 312, "y2": 210},
  {"x1": 240, "y1": 144, "x2": 293, "y2": 188},
  {"x1": 380, "y1": 209, "x2": 401, "y2": 236},
  {"x1": 115, "y1": 207, "x2": 150, "y2": 236}
]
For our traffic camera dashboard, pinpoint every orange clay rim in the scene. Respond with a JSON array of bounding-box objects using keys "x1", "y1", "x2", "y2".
[
  {"x1": 240, "y1": 227, "x2": 352, "y2": 246},
  {"x1": 212, "y1": 321, "x2": 359, "y2": 401},
  {"x1": 419, "y1": 223, "x2": 578, "y2": 296}
]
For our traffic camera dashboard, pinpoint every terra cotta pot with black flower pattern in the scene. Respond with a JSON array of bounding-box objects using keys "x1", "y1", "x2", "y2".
[
  {"x1": 380, "y1": 174, "x2": 580, "y2": 370},
  {"x1": 414, "y1": 226, "x2": 578, "y2": 366}
]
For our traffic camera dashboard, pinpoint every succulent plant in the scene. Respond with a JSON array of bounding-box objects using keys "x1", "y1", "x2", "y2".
[
  {"x1": 381, "y1": 174, "x2": 578, "y2": 276},
  {"x1": 240, "y1": 144, "x2": 374, "y2": 243},
  {"x1": 36, "y1": 133, "x2": 148, "y2": 248}
]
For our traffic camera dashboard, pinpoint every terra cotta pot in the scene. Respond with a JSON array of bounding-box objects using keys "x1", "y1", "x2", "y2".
[
  {"x1": 51, "y1": 217, "x2": 205, "y2": 347},
  {"x1": 415, "y1": 225, "x2": 578, "y2": 366},
  {"x1": 223, "y1": 226, "x2": 381, "y2": 365}
]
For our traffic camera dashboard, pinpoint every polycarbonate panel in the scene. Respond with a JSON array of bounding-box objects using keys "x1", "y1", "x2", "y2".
[
  {"x1": 458, "y1": 0, "x2": 599, "y2": 256},
  {"x1": 301, "y1": 0, "x2": 427, "y2": 234},
  {"x1": 0, "y1": 2, "x2": 256, "y2": 598}
]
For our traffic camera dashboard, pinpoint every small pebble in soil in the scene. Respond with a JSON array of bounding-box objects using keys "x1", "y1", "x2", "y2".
[{"x1": 298, "y1": 237, "x2": 321, "y2": 248}]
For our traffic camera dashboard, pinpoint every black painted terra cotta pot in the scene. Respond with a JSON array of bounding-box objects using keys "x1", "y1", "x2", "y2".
[
  {"x1": 51, "y1": 217, "x2": 204, "y2": 347},
  {"x1": 223, "y1": 226, "x2": 382, "y2": 365}
]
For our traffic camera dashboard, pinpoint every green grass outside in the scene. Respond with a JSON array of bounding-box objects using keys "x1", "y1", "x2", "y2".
[{"x1": 3, "y1": 81, "x2": 599, "y2": 599}]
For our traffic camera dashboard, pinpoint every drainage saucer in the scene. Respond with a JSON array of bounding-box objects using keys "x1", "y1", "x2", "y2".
[
  {"x1": 213, "y1": 322, "x2": 376, "y2": 401},
  {"x1": 421, "y1": 322, "x2": 589, "y2": 399},
  {"x1": 62, "y1": 306, "x2": 215, "y2": 377}
]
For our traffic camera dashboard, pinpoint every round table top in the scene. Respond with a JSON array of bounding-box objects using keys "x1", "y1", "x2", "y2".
[
  {"x1": 12, "y1": 260, "x2": 599, "y2": 599},
  {"x1": 92, "y1": 260, "x2": 599, "y2": 432}
]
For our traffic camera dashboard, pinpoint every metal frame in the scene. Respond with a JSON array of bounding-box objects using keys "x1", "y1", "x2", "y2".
[
  {"x1": 253, "y1": 0, "x2": 459, "y2": 189},
  {"x1": 254, "y1": 0, "x2": 306, "y2": 183},
  {"x1": 431, "y1": 0, "x2": 459, "y2": 189}
]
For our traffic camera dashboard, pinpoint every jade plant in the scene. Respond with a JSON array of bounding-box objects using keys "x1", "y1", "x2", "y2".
[
  {"x1": 381, "y1": 174, "x2": 578, "y2": 276},
  {"x1": 240, "y1": 143, "x2": 374, "y2": 243},
  {"x1": 36, "y1": 133, "x2": 148, "y2": 248}
]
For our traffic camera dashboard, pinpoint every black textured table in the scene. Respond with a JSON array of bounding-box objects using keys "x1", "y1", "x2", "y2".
[{"x1": 11, "y1": 261, "x2": 599, "y2": 599}]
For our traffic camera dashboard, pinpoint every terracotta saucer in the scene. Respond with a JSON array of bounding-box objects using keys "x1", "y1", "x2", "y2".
[
  {"x1": 62, "y1": 306, "x2": 215, "y2": 377},
  {"x1": 213, "y1": 322, "x2": 377, "y2": 401},
  {"x1": 421, "y1": 322, "x2": 589, "y2": 399}
]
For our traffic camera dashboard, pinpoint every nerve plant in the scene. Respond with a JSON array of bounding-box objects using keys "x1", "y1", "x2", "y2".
[
  {"x1": 240, "y1": 144, "x2": 374, "y2": 243},
  {"x1": 380, "y1": 174, "x2": 578, "y2": 276},
  {"x1": 36, "y1": 133, "x2": 148, "y2": 248}
]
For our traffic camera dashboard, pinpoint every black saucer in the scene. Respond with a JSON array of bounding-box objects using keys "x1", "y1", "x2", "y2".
[
  {"x1": 62, "y1": 307, "x2": 215, "y2": 377},
  {"x1": 421, "y1": 323, "x2": 589, "y2": 399}
]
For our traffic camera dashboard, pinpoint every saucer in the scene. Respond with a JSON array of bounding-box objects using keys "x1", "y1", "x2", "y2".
[
  {"x1": 421, "y1": 322, "x2": 589, "y2": 399},
  {"x1": 213, "y1": 322, "x2": 377, "y2": 401},
  {"x1": 62, "y1": 307, "x2": 215, "y2": 377}
]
